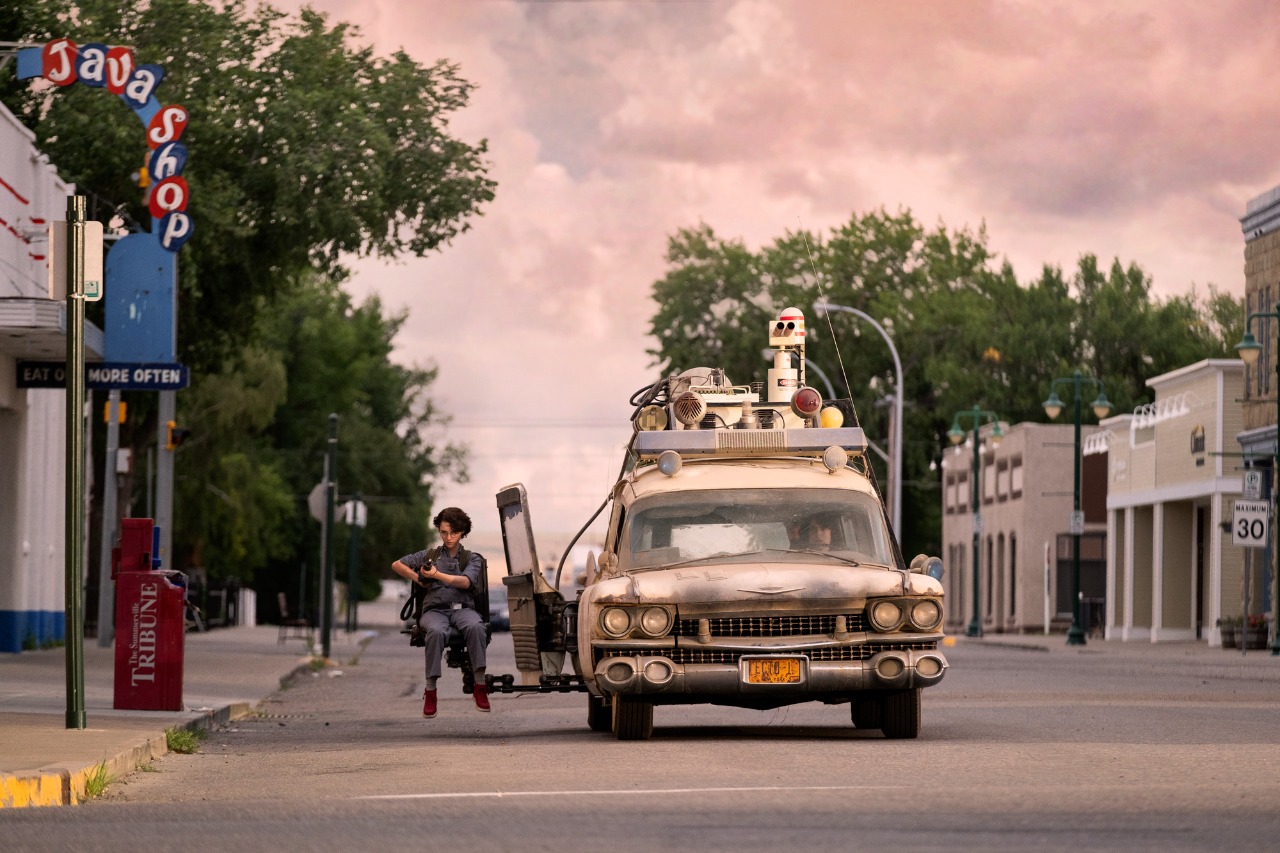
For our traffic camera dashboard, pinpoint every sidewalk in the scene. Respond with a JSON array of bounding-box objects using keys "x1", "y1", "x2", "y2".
[
  {"x1": 960, "y1": 630, "x2": 1280, "y2": 682},
  {"x1": 0, "y1": 617, "x2": 382, "y2": 809}
]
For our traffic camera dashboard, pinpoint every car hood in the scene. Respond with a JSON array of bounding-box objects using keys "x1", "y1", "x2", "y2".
[{"x1": 589, "y1": 560, "x2": 940, "y2": 608}]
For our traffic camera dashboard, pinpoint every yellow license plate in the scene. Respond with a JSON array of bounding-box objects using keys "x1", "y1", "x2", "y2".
[{"x1": 746, "y1": 658, "x2": 802, "y2": 684}]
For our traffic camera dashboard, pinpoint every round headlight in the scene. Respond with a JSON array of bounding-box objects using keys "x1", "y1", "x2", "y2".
[
  {"x1": 869, "y1": 600, "x2": 903, "y2": 632},
  {"x1": 601, "y1": 607, "x2": 631, "y2": 637},
  {"x1": 643, "y1": 660, "x2": 673, "y2": 684},
  {"x1": 876, "y1": 656, "x2": 905, "y2": 678},
  {"x1": 916, "y1": 656, "x2": 943, "y2": 677},
  {"x1": 606, "y1": 661, "x2": 634, "y2": 683},
  {"x1": 638, "y1": 606, "x2": 672, "y2": 637},
  {"x1": 909, "y1": 599, "x2": 942, "y2": 631}
]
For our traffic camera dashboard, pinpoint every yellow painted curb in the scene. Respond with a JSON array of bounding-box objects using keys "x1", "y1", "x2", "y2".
[{"x1": 1, "y1": 770, "x2": 69, "y2": 808}]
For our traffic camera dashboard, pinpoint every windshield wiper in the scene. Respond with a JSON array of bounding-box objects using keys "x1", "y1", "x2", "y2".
[{"x1": 790, "y1": 548, "x2": 862, "y2": 567}]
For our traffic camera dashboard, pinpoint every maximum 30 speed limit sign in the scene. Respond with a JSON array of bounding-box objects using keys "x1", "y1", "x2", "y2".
[{"x1": 1233, "y1": 500, "x2": 1271, "y2": 547}]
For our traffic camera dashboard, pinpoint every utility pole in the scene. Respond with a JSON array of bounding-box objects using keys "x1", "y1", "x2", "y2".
[
  {"x1": 321, "y1": 414, "x2": 338, "y2": 658},
  {"x1": 64, "y1": 195, "x2": 87, "y2": 729}
]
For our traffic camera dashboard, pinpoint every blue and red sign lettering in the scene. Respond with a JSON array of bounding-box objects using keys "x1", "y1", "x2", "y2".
[{"x1": 17, "y1": 39, "x2": 194, "y2": 253}]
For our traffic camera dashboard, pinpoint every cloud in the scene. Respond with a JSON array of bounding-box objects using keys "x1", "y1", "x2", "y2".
[{"x1": 277, "y1": 0, "x2": 1271, "y2": 538}]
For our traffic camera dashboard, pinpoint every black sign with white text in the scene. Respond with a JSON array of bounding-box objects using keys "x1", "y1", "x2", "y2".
[{"x1": 17, "y1": 361, "x2": 189, "y2": 391}]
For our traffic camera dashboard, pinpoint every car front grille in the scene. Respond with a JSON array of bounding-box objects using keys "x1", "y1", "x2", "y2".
[
  {"x1": 601, "y1": 641, "x2": 936, "y2": 666},
  {"x1": 672, "y1": 613, "x2": 868, "y2": 638}
]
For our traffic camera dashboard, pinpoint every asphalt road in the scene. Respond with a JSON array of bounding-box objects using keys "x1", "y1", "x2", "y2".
[{"x1": 5, "y1": 631, "x2": 1280, "y2": 852}]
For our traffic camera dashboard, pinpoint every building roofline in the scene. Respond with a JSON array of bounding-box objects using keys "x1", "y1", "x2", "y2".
[
  {"x1": 1145, "y1": 358, "x2": 1243, "y2": 389},
  {"x1": 1243, "y1": 185, "x2": 1280, "y2": 239}
]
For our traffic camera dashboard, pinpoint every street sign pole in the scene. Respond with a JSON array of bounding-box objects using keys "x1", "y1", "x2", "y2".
[
  {"x1": 96, "y1": 389, "x2": 122, "y2": 647},
  {"x1": 344, "y1": 494, "x2": 367, "y2": 633},
  {"x1": 321, "y1": 414, "x2": 338, "y2": 659},
  {"x1": 64, "y1": 195, "x2": 87, "y2": 730}
]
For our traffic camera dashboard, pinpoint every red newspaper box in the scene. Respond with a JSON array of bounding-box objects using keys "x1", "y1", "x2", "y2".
[{"x1": 113, "y1": 519, "x2": 186, "y2": 711}]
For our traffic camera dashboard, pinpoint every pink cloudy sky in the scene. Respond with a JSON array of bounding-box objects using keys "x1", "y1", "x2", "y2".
[{"x1": 276, "y1": 0, "x2": 1278, "y2": 546}]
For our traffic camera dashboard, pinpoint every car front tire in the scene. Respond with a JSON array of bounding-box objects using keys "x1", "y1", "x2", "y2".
[
  {"x1": 611, "y1": 696, "x2": 654, "y2": 740},
  {"x1": 880, "y1": 688, "x2": 921, "y2": 739}
]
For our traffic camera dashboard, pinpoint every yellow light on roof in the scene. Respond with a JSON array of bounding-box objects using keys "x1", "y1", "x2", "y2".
[{"x1": 819, "y1": 406, "x2": 843, "y2": 428}]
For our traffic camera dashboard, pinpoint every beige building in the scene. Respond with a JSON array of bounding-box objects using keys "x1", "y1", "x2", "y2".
[
  {"x1": 940, "y1": 421, "x2": 1102, "y2": 635},
  {"x1": 1096, "y1": 360, "x2": 1247, "y2": 645}
]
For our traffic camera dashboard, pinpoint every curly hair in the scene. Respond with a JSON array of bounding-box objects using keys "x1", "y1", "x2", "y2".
[{"x1": 432, "y1": 506, "x2": 472, "y2": 537}]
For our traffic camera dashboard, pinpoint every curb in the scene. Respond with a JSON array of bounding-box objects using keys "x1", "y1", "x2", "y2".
[{"x1": 0, "y1": 700, "x2": 256, "y2": 809}]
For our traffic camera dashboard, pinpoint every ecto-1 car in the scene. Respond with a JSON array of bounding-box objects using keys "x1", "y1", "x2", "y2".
[{"x1": 489, "y1": 308, "x2": 947, "y2": 740}]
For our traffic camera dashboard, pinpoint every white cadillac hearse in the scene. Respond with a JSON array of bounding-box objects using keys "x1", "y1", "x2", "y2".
[{"x1": 492, "y1": 309, "x2": 947, "y2": 740}]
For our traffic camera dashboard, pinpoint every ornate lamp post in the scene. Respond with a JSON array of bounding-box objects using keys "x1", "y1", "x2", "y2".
[
  {"x1": 1235, "y1": 312, "x2": 1280, "y2": 656},
  {"x1": 1041, "y1": 372, "x2": 1111, "y2": 646},
  {"x1": 947, "y1": 407, "x2": 1003, "y2": 638}
]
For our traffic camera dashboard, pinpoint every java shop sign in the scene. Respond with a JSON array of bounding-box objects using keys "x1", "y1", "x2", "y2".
[{"x1": 16, "y1": 38, "x2": 194, "y2": 252}]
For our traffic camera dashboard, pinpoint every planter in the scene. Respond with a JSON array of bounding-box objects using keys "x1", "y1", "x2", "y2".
[
  {"x1": 1221, "y1": 626, "x2": 1239, "y2": 649},
  {"x1": 1244, "y1": 627, "x2": 1269, "y2": 650}
]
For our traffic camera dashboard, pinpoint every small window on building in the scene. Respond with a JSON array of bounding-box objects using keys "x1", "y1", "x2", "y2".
[
  {"x1": 1009, "y1": 534, "x2": 1017, "y2": 617},
  {"x1": 1011, "y1": 457, "x2": 1024, "y2": 499},
  {"x1": 983, "y1": 461, "x2": 996, "y2": 504},
  {"x1": 1190, "y1": 425, "x2": 1205, "y2": 455},
  {"x1": 997, "y1": 460, "x2": 1010, "y2": 502}
]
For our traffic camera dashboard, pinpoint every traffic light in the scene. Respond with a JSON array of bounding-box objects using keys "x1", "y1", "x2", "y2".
[{"x1": 165, "y1": 420, "x2": 190, "y2": 450}]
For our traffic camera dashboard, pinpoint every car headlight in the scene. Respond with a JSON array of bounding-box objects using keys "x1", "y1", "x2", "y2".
[
  {"x1": 908, "y1": 599, "x2": 943, "y2": 631},
  {"x1": 600, "y1": 606, "x2": 632, "y2": 638},
  {"x1": 868, "y1": 599, "x2": 904, "y2": 632},
  {"x1": 638, "y1": 606, "x2": 673, "y2": 637}
]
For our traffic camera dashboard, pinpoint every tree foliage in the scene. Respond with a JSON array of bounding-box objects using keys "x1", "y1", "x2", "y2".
[
  {"x1": 174, "y1": 275, "x2": 462, "y2": 601},
  {"x1": 647, "y1": 210, "x2": 1242, "y2": 556},
  {"x1": 4, "y1": 0, "x2": 496, "y2": 371}
]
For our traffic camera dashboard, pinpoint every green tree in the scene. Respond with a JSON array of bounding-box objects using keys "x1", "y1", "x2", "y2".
[
  {"x1": 174, "y1": 274, "x2": 462, "y2": 606},
  {"x1": 4, "y1": 0, "x2": 496, "y2": 371},
  {"x1": 646, "y1": 211, "x2": 1242, "y2": 558}
]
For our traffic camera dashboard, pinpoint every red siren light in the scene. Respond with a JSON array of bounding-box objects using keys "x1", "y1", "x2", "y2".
[{"x1": 791, "y1": 386, "x2": 823, "y2": 419}]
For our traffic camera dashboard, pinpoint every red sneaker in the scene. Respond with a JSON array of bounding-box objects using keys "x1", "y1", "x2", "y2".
[
  {"x1": 422, "y1": 688, "x2": 437, "y2": 718},
  {"x1": 473, "y1": 684, "x2": 491, "y2": 712}
]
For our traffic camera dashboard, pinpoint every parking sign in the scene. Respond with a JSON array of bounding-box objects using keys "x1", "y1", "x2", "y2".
[
  {"x1": 1233, "y1": 500, "x2": 1270, "y2": 548},
  {"x1": 1244, "y1": 470, "x2": 1263, "y2": 500}
]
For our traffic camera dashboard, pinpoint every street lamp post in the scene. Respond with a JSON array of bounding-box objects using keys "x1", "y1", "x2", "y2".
[
  {"x1": 813, "y1": 300, "x2": 903, "y2": 534},
  {"x1": 1042, "y1": 371, "x2": 1111, "y2": 647},
  {"x1": 1235, "y1": 308, "x2": 1280, "y2": 656},
  {"x1": 948, "y1": 407, "x2": 1003, "y2": 638}
]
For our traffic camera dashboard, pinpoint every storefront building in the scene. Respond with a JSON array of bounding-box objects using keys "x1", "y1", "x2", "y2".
[
  {"x1": 1097, "y1": 360, "x2": 1246, "y2": 645},
  {"x1": 0, "y1": 102, "x2": 104, "y2": 652}
]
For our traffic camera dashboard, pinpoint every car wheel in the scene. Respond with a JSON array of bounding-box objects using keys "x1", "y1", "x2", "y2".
[
  {"x1": 587, "y1": 694, "x2": 611, "y2": 733},
  {"x1": 611, "y1": 696, "x2": 654, "y2": 740},
  {"x1": 880, "y1": 688, "x2": 920, "y2": 739},
  {"x1": 850, "y1": 694, "x2": 881, "y2": 730}
]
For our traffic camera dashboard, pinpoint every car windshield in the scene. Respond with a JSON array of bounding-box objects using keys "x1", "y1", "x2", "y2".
[{"x1": 625, "y1": 488, "x2": 894, "y2": 571}]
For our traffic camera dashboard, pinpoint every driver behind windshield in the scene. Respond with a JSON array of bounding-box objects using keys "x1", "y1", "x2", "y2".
[{"x1": 788, "y1": 517, "x2": 836, "y2": 551}]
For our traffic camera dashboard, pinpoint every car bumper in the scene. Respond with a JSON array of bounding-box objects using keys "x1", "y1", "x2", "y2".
[{"x1": 593, "y1": 647, "x2": 948, "y2": 697}]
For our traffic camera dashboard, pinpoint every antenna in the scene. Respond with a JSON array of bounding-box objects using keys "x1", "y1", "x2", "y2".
[{"x1": 799, "y1": 227, "x2": 853, "y2": 406}]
